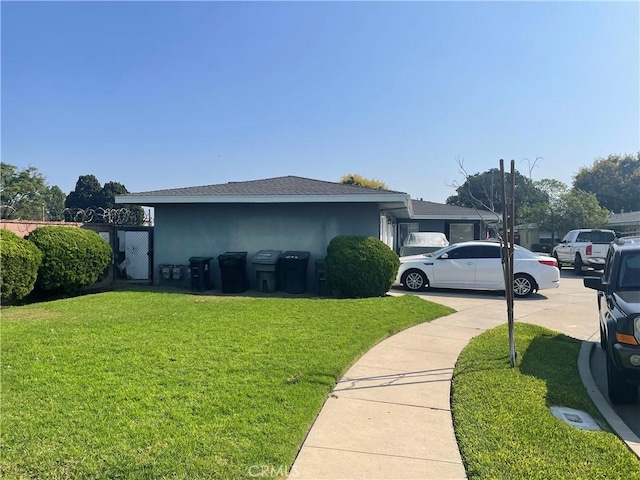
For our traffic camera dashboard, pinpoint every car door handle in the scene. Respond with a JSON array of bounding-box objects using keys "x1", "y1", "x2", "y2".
[{"x1": 465, "y1": 262, "x2": 474, "y2": 266}]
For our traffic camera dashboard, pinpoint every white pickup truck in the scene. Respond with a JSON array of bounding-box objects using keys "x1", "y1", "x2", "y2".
[{"x1": 552, "y1": 228, "x2": 616, "y2": 275}]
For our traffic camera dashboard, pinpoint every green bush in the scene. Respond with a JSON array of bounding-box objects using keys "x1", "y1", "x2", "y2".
[
  {"x1": 325, "y1": 235, "x2": 400, "y2": 298},
  {"x1": 0, "y1": 229, "x2": 43, "y2": 304},
  {"x1": 28, "y1": 226, "x2": 112, "y2": 294}
]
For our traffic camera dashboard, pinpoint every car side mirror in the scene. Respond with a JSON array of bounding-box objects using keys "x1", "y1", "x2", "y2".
[
  {"x1": 440, "y1": 253, "x2": 449, "y2": 259},
  {"x1": 583, "y1": 276, "x2": 605, "y2": 292}
]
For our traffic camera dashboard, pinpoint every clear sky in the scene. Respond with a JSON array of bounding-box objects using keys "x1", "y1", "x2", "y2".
[{"x1": 2, "y1": 1, "x2": 639, "y2": 203}]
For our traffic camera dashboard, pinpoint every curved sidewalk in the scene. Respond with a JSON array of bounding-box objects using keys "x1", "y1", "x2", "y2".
[{"x1": 289, "y1": 278, "x2": 623, "y2": 479}]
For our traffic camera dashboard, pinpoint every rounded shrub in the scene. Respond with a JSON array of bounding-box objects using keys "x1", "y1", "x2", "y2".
[
  {"x1": 0, "y1": 229, "x2": 43, "y2": 304},
  {"x1": 28, "y1": 226, "x2": 112, "y2": 294},
  {"x1": 325, "y1": 235, "x2": 400, "y2": 298}
]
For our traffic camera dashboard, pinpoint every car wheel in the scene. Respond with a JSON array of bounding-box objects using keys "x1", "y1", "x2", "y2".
[
  {"x1": 401, "y1": 269, "x2": 428, "y2": 291},
  {"x1": 574, "y1": 255, "x2": 584, "y2": 275},
  {"x1": 606, "y1": 354, "x2": 638, "y2": 404},
  {"x1": 513, "y1": 273, "x2": 535, "y2": 298},
  {"x1": 553, "y1": 253, "x2": 562, "y2": 269}
]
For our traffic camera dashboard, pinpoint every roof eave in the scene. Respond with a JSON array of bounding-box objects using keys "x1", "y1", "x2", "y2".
[{"x1": 115, "y1": 193, "x2": 410, "y2": 206}]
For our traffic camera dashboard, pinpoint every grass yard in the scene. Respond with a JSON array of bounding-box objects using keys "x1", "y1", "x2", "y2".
[
  {"x1": 1, "y1": 291, "x2": 453, "y2": 479},
  {"x1": 452, "y1": 322, "x2": 640, "y2": 480}
]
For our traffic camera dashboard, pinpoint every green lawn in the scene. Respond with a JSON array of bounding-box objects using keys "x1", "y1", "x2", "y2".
[
  {"x1": 452, "y1": 323, "x2": 640, "y2": 480},
  {"x1": 1, "y1": 291, "x2": 452, "y2": 479}
]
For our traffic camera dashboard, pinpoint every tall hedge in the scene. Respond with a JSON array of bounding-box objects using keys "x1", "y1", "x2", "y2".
[
  {"x1": 28, "y1": 226, "x2": 112, "y2": 294},
  {"x1": 325, "y1": 235, "x2": 400, "y2": 298},
  {"x1": 0, "y1": 229, "x2": 43, "y2": 304}
]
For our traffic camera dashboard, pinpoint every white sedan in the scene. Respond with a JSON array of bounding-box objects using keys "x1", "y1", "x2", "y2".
[{"x1": 395, "y1": 241, "x2": 560, "y2": 298}]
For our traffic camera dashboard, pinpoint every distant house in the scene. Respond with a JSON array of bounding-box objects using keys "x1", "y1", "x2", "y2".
[
  {"x1": 608, "y1": 210, "x2": 640, "y2": 236},
  {"x1": 397, "y1": 199, "x2": 495, "y2": 247},
  {"x1": 115, "y1": 176, "x2": 493, "y2": 289}
]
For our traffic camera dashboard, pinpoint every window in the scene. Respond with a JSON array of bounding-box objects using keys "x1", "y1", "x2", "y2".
[
  {"x1": 479, "y1": 245, "x2": 502, "y2": 259},
  {"x1": 447, "y1": 245, "x2": 482, "y2": 259}
]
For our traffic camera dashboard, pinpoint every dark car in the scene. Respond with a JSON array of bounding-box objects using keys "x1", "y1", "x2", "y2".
[{"x1": 584, "y1": 237, "x2": 640, "y2": 404}]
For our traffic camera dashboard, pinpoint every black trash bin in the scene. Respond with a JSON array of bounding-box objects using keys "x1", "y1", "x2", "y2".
[
  {"x1": 278, "y1": 251, "x2": 310, "y2": 294},
  {"x1": 218, "y1": 252, "x2": 248, "y2": 293},
  {"x1": 189, "y1": 257, "x2": 213, "y2": 292},
  {"x1": 251, "y1": 250, "x2": 282, "y2": 293},
  {"x1": 315, "y1": 258, "x2": 327, "y2": 296}
]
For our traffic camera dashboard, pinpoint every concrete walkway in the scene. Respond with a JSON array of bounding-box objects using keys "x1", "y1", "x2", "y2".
[{"x1": 289, "y1": 275, "x2": 638, "y2": 479}]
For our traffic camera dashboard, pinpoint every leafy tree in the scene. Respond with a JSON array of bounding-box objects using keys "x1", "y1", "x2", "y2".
[
  {"x1": 65, "y1": 174, "x2": 102, "y2": 210},
  {"x1": 446, "y1": 167, "x2": 546, "y2": 221},
  {"x1": 556, "y1": 189, "x2": 610, "y2": 234},
  {"x1": 95, "y1": 181, "x2": 128, "y2": 208},
  {"x1": 340, "y1": 173, "x2": 389, "y2": 190},
  {"x1": 573, "y1": 153, "x2": 640, "y2": 213},
  {"x1": 65, "y1": 176, "x2": 145, "y2": 225},
  {"x1": 519, "y1": 179, "x2": 568, "y2": 243},
  {"x1": 520, "y1": 181, "x2": 610, "y2": 238},
  {"x1": 44, "y1": 186, "x2": 66, "y2": 221},
  {"x1": 0, "y1": 163, "x2": 63, "y2": 220}
]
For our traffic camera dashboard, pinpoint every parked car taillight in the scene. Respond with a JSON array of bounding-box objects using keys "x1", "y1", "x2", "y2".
[
  {"x1": 586, "y1": 245, "x2": 592, "y2": 255},
  {"x1": 538, "y1": 259, "x2": 558, "y2": 268}
]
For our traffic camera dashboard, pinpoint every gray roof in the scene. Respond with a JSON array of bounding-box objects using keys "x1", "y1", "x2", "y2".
[
  {"x1": 608, "y1": 210, "x2": 640, "y2": 227},
  {"x1": 410, "y1": 199, "x2": 495, "y2": 219},
  {"x1": 127, "y1": 175, "x2": 407, "y2": 197}
]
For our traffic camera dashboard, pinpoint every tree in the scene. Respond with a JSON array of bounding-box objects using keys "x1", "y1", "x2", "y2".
[
  {"x1": 65, "y1": 175, "x2": 102, "y2": 210},
  {"x1": 340, "y1": 173, "x2": 389, "y2": 190},
  {"x1": 519, "y1": 179, "x2": 568, "y2": 243},
  {"x1": 556, "y1": 189, "x2": 610, "y2": 234},
  {"x1": 0, "y1": 163, "x2": 64, "y2": 220},
  {"x1": 446, "y1": 166, "x2": 546, "y2": 222},
  {"x1": 65, "y1": 176, "x2": 145, "y2": 225},
  {"x1": 573, "y1": 153, "x2": 640, "y2": 213},
  {"x1": 44, "y1": 186, "x2": 66, "y2": 221}
]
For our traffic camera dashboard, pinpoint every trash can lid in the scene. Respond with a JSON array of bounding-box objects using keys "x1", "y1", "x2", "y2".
[
  {"x1": 252, "y1": 250, "x2": 282, "y2": 264},
  {"x1": 217, "y1": 251, "x2": 248, "y2": 260},
  {"x1": 189, "y1": 256, "x2": 214, "y2": 262},
  {"x1": 279, "y1": 251, "x2": 310, "y2": 260}
]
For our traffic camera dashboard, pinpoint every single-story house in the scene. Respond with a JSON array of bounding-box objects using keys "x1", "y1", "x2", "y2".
[
  {"x1": 115, "y1": 175, "x2": 492, "y2": 291},
  {"x1": 608, "y1": 210, "x2": 640, "y2": 237},
  {"x1": 398, "y1": 199, "x2": 496, "y2": 247}
]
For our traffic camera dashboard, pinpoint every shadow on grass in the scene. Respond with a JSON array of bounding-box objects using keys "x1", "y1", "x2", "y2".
[{"x1": 518, "y1": 330, "x2": 598, "y2": 415}]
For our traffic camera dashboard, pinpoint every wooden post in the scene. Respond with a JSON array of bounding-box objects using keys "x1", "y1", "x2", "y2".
[{"x1": 500, "y1": 159, "x2": 516, "y2": 367}]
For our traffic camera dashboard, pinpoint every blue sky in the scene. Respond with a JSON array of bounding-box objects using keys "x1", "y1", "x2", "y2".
[{"x1": 2, "y1": 1, "x2": 638, "y2": 203}]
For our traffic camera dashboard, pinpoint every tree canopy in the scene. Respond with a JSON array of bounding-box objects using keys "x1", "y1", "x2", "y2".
[
  {"x1": 65, "y1": 175, "x2": 145, "y2": 224},
  {"x1": 340, "y1": 173, "x2": 389, "y2": 190},
  {"x1": 446, "y1": 167, "x2": 546, "y2": 221},
  {"x1": 519, "y1": 180, "x2": 609, "y2": 239},
  {"x1": 0, "y1": 163, "x2": 65, "y2": 220},
  {"x1": 573, "y1": 153, "x2": 639, "y2": 213}
]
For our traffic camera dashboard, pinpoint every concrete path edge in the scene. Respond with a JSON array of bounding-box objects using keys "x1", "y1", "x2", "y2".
[{"x1": 578, "y1": 341, "x2": 640, "y2": 459}]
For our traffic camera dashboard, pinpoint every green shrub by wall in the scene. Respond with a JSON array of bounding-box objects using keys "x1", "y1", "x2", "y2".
[
  {"x1": 325, "y1": 235, "x2": 400, "y2": 298},
  {"x1": 28, "y1": 226, "x2": 112, "y2": 294},
  {"x1": 0, "y1": 229, "x2": 44, "y2": 304}
]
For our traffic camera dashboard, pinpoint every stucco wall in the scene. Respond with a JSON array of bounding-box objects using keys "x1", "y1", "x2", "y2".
[{"x1": 153, "y1": 202, "x2": 381, "y2": 290}]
